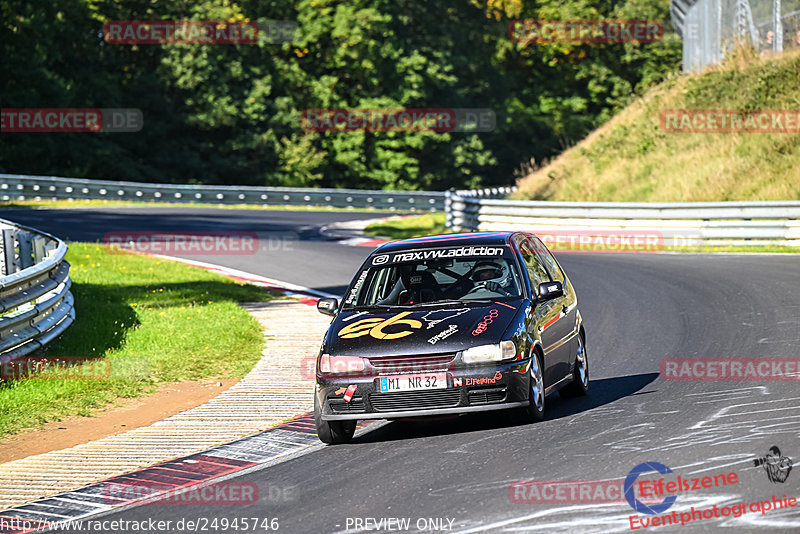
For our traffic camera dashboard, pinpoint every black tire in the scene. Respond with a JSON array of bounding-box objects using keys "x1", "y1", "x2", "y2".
[
  {"x1": 314, "y1": 394, "x2": 356, "y2": 444},
  {"x1": 517, "y1": 350, "x2": 545, "y2": 423},
  {"x1": 561, "y1": 333, "x2": 589, "y2": 397}
]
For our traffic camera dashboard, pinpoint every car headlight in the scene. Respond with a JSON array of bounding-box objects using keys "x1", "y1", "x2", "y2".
[
  {"x1": 319, "y1": 354, "x2": 366, "y2": 374},
  {"x1": 462, "y1": 341, "x2": 516, "y2": 364}
]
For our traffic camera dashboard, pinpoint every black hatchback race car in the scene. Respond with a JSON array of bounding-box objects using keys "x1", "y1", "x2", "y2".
[{"x1": 314, "y1": 232, "x2": 587, "y2": 444}]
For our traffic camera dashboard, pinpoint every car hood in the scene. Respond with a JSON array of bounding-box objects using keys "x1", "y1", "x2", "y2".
[{"x1": 325, "y1": 300, "x2": 524, "y2": 357}]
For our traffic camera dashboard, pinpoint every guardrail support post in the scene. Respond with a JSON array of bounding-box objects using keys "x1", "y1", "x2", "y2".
[
  {"x1": 445, "y1": 189, "x2": 454, "y2": 231},
  {"x1": 18, "y1": 232, "x2": 34, "y2": 270},
  {"x1": 1, "y1": 229, "x2": 17, "y2": 276},
  {"x1": 32, "y1": 236, "x2": 47, "y2": 264}
]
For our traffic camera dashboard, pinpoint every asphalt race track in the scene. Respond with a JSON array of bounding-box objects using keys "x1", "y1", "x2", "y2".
[
  {"x1": 5, "y1": 207, "x2": 382, "y2": 295},
  {"x1": 4, "y1": 207, "x2": 799, "y2": 533}
]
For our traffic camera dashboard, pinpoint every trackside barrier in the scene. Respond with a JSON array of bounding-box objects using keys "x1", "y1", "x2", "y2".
[
  {"x1": 0, "y1": 219, "x2": 74, "y2": 366},
  {"x1": 4, "y1": 174, "x2": 797, "y2": 247},
  {"x1": 0, "y1": 174, "x2": 444, "y2": 212},
  {"x1": 445, "y1": 189, "x2": 800, "y2": 247}
]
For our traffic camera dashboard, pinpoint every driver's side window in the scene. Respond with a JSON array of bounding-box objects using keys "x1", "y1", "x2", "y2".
[{"x1": 517, "y1": 237, "x2": 548, "y2": 295}]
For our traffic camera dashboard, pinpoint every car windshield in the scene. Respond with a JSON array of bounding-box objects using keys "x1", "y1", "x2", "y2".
[{"x1": 343, "y1": 246, "x2": 524, "y2": 308}]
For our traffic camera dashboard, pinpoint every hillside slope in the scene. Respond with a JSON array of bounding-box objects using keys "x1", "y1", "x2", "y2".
[{"x1": 516, "y1": 49, "x2": 800, "y2": 202}]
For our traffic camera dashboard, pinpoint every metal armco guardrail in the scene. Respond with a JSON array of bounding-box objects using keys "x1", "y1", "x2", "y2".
[
  {"x1": 0, "y1": 174, "x2": 444, "y2": 211},
  {"x1": 0, "y1": 219, "x2": 74, "y2": 364},
  {"x1": 446, "y1": 189, "x2": 800, "y2": 247},
  {"x1": 3, "y1": 174, "x2": 798, "y2": 247}
]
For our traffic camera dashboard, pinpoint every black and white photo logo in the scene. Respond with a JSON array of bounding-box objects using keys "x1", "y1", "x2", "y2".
[{"x1": 754, "y1": 446, "x2": 792, "y2": 484}]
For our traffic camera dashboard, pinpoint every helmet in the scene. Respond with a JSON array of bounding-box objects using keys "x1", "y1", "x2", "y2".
[{"x1": 471, "y1": 260, "x2": 509, "y2": 286}]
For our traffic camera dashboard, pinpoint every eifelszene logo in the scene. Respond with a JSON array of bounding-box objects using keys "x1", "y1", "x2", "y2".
[{"x1": 624, "y1": 462, "x2": 677, "y2": 515}]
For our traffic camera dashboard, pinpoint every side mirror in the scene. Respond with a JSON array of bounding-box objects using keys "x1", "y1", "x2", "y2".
[
  {"x1": 536, "y1": 281, "x2": 563, "y2": 301},
  {"x1": 317, "y1": 298, "x2": 339, "y2": 316}
]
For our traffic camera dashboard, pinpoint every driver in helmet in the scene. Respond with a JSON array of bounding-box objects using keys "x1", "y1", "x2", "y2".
[{"x1": 470, "y1": 260, "x2": 513, "y2": 296}]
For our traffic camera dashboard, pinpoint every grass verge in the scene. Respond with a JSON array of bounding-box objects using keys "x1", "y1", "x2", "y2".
[
  {"x1": 365, "y1": 213, "x2": 449, "y2": 240},
  {"x1": 515, "y1": 48, "x2": 800, "y2": 202},
  {"x1": 0, "y1": 243, "x2": 276, "y2": 440}
]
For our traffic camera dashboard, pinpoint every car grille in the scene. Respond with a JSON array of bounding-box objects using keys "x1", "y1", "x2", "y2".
[
  {"x1": 468, "y1": 386, "x2": 507, "y2": 405},
  {"x1": 328, "y1": 397, "x2": 365, "y2": 414},
  {"x1": 370, "y1": 389, "x2": 461, "y2": 412},
  {"x1": 369, "y1": 354, "x2": 454, "y2": 375}
]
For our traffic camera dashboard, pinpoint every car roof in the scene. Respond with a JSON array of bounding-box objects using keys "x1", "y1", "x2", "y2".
[{"x1": 373, "y1": 232, "x2": 519, "y2": 254}]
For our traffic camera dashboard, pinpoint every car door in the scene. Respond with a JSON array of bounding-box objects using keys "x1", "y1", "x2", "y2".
[
  {"x1": 514, "y1": 235, "x2": 562, "y2": 387},
  {"x1": 530, "y1": 235, "x2": 577, "y2": 384}
]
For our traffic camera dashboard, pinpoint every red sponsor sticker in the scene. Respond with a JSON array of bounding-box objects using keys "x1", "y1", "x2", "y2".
[
  {"x1": 343, "y1": 384, "x2": 357, "y2": 402},
  {"x1": 103, "y1": 231, "x2": 259, "y2": 255},
  {"x1": 464, "y1": 371, "x2": 502, "y2": 386},
  {"x1": 473, "y1": 309, "x2": 499, "y2": 336}
]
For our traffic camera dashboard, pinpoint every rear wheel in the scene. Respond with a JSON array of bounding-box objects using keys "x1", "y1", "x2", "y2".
[
  {"x1": 517, "y1": 350, "x2": 545, "y2": 423},
  {"x1": 314, "y1": 394, "x2": 356, "y2": 444},
  {"x1": 561, "y1": 333, "x2": 588, "y2": 397}
]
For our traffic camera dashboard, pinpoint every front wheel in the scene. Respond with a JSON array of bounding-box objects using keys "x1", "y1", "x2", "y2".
[
  {"x1": 561, "y1": 333, "x2": 588, "y2": 397},
  {"x1": 314, "y1": 394, "x2": 356, "y2": 444},
  {"x1": 517, "y1": 351, "x2": 545, "y2": 423}
]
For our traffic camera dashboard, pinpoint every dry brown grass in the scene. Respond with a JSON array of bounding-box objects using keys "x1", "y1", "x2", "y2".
[{"x1": 516, "y1": 48, "x2": 800, "y2": 202}]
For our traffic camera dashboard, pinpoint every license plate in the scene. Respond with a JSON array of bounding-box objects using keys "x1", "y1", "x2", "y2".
[{"x1": 378, "y1": 372, "x2": 447, "y2": 393}]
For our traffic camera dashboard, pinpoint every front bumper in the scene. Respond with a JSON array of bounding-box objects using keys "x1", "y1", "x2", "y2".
[{"x1": 316, "y1": 357, "x2": 532, "y2": 421}]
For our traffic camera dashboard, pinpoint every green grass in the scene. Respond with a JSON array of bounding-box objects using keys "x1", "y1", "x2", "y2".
[
  {"x1": 516, "y1": 48, "x2": 800, "y2": 202},
  {"x1": 0, "y1": 198, "x2": 418, "y2": 213},
  {"x1": 365, "y1": 213, "x2": 449, "y2": 240},
  {"x1": 0, "y1": 243, "x2": 276, "y2": 439}
]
